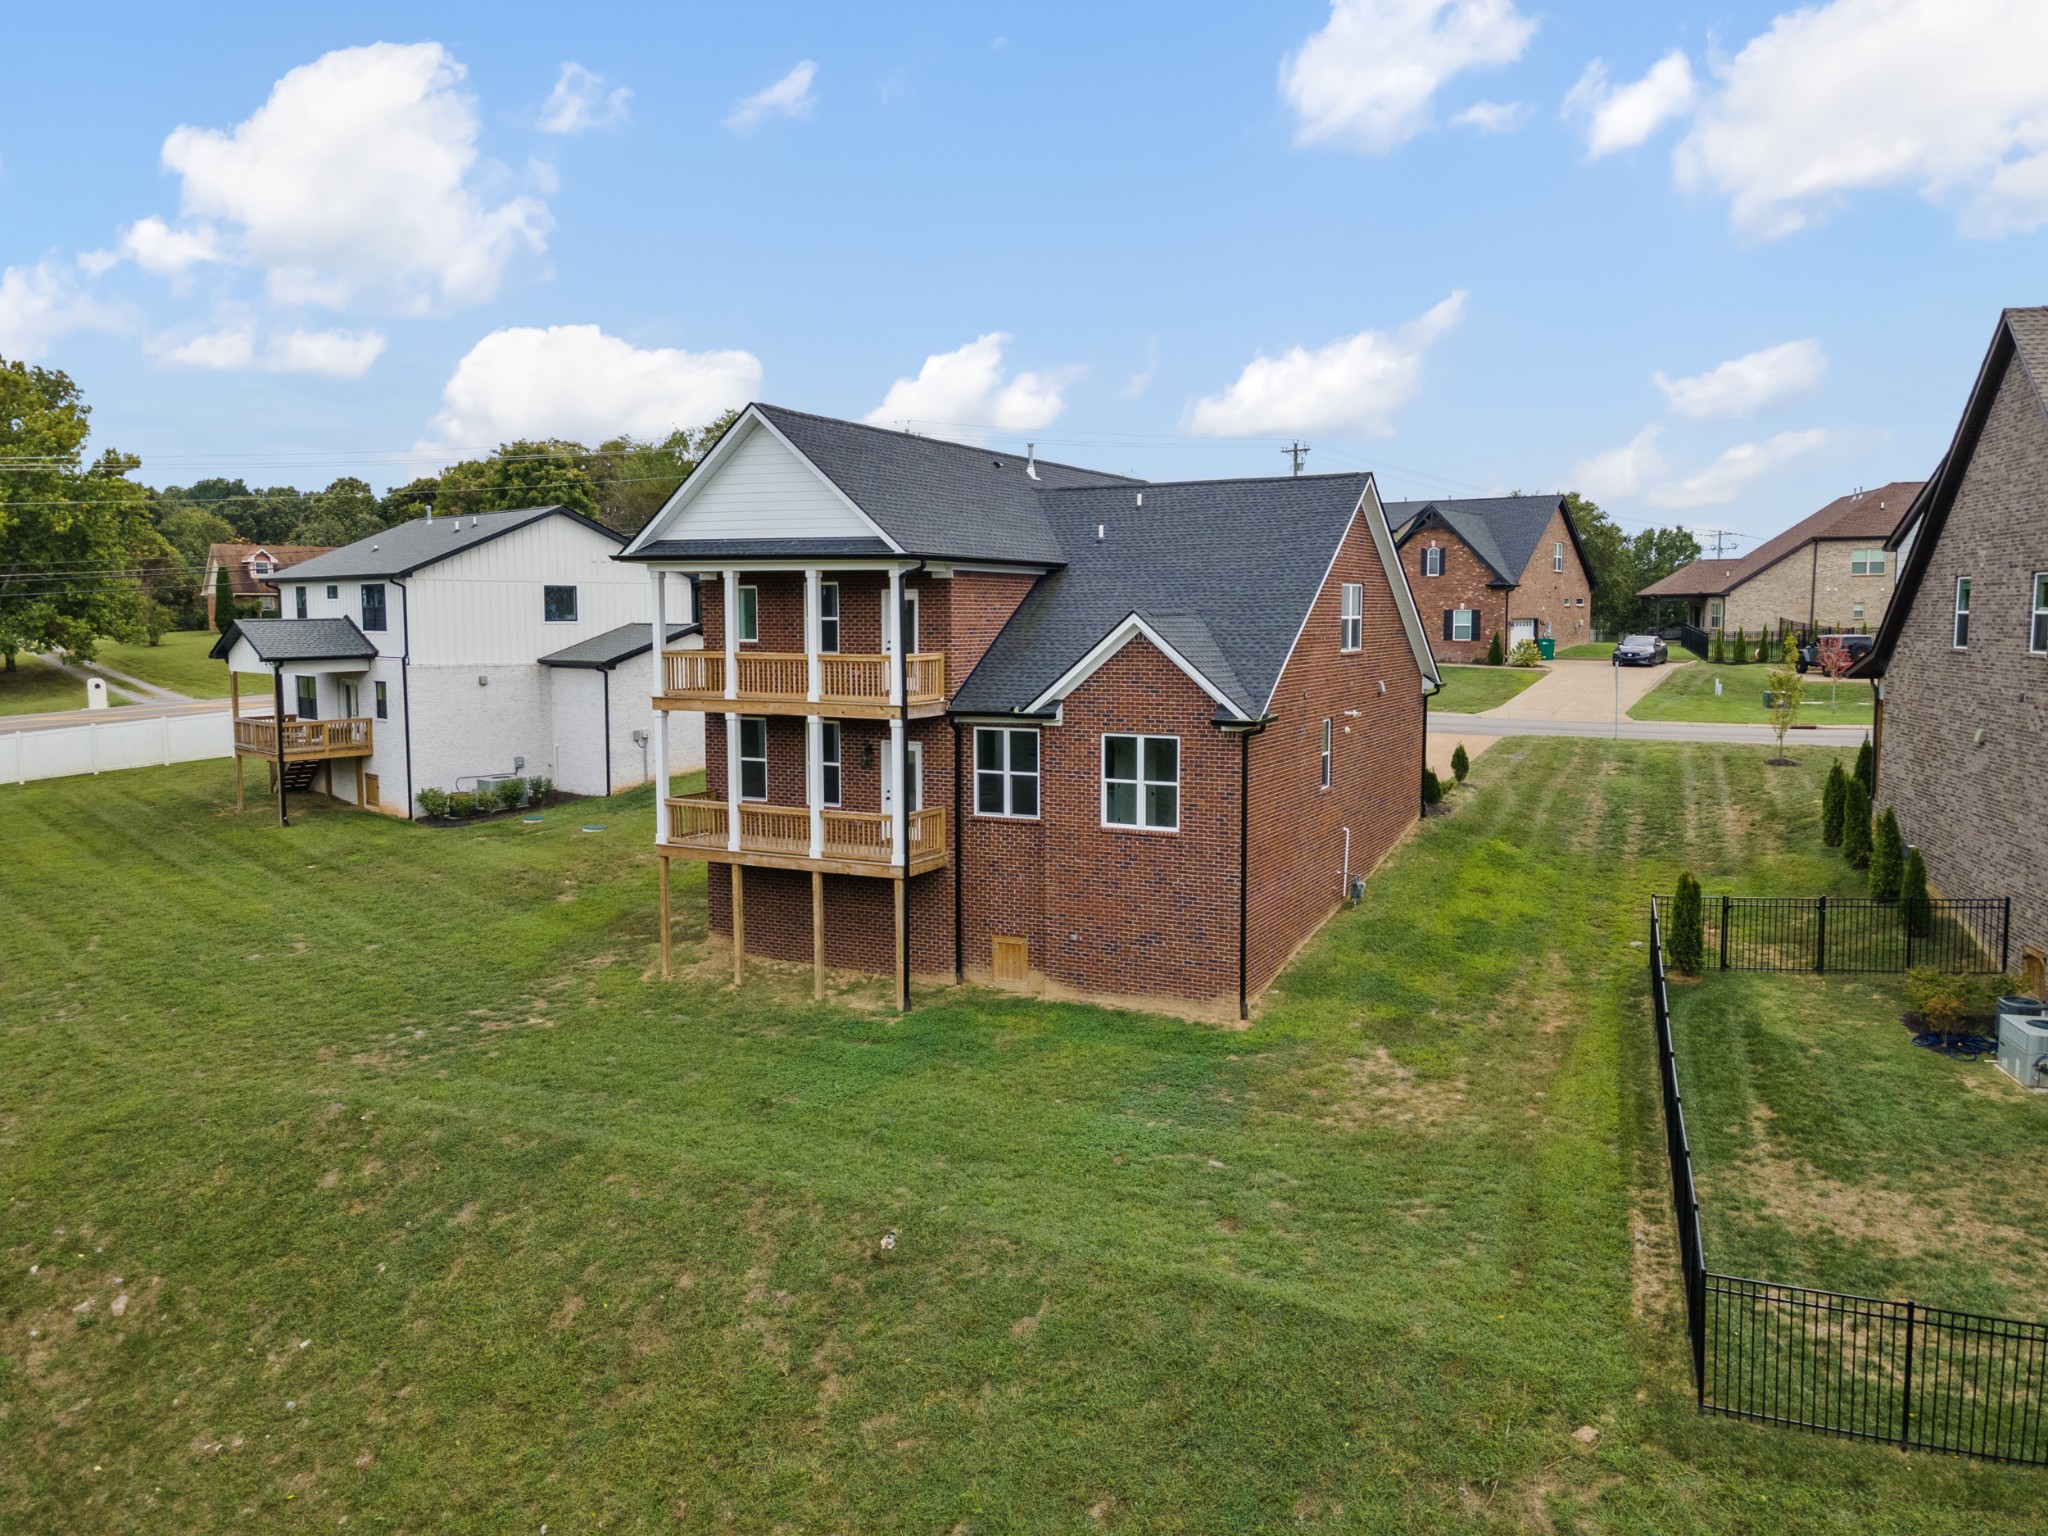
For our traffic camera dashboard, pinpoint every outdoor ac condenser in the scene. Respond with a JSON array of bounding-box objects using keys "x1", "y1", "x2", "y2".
[{"x1": 1995, "y1": 1012, "x2": 2048, "y2": 1091}]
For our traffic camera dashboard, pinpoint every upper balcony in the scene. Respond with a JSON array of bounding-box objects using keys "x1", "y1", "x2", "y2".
[
  {"x1": 232, "y1": 716, "x2": 374, "y2": 760},
  {"x1": 657, "y1": 650, "x2": 946, "y2": 719}
]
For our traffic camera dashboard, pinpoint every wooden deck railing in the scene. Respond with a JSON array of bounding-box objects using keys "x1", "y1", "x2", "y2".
[
  {"x1": 232, "y1": 716, "x2": 374, "y2": 758},
  {"x1": 664, "y1": 797, "x2": 948, "y2": 870},
  {"x1": 660, "y1": 650, "x2": 946, "y2": 706}
]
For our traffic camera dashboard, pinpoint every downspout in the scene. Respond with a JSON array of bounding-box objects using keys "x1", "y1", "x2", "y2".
[
  {"x1": 393, "y1": 577, "x2": 416, "y2": 820},
  {"x1": 272, "y1": 662, "x2": 289, "y2": 828},
  {"x1": 602, "y1": 664, "x2": 613, "y2": 794},
  {"x1": 1421, "y1": 687, "x2": 1430, "y2": 817},
  {"x1": 899, "y1": 559, "x2": 927, "y2": 1010},
  {"x1": 1239, "y1": 728, "x2": 1250, "y2": 1022},
  {"x1": 953, "y1": 718, "x2": 964, "y2": 984}
]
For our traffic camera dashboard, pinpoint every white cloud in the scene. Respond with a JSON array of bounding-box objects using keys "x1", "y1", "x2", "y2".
[
  {"x1": 1185, "y1": 292, "x2": 1465, "y2": 438},
  {"x1": 1675, "y1": 0, "x2": 2048, "y2": 237},
  {"x1": 1282, "y1": 0, "x2": 1538, "y2": 154},
  {"x1": 1565, "y1": 50, "x2": 1696, "y2": 158},
  {"x1": 148, "y1": 42, "x2": 550, "y2": 312},
  {"x1": 425, "y1": 325, "x2": 761, "y2": 451},
  {"x1": 1569, "y1": 425, "x2": 1667, "y2": 501},
  {"x1": 1123, "y1": 337, "x2": 1160, "y2": 400},
  {"x1": 0, "y1": 261, "x2": 122, "y2": 361},
  {"x1": 1654, "y1": 339, "x2": 1826, "y2": 420},
  {"x1": 1648, "y1": 428, "x2": 1830, "y2": 509},
  {"x1": 1453, "y1": 100, "x2": 1528, "y2": 134},
  {"x1": 538, "y1": 63, "x2": 630, "y2": 133},
  {"x1": 725, "y1": 61, "x2": 818, "y2": 131},
  {"x1": 117, "y1": 216, "x2": 226, "y2": 275},
  {"x1": 864, "y1": 333, "x2": 1073, "y2": 443},
  {"x1": 152, "y1": 322, "x2": 386, "y2": 377}
]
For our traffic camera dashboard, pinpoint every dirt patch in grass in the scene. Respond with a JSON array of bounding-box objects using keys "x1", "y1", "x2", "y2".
[{"x1": 1313, "y1": 1048, "x2": 1467, "y2": 1131}]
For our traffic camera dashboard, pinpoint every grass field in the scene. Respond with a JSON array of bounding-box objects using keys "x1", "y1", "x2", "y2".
[
  {"x1": 1556, "y1": 642, "x2": 1616, "y2": 660},
  {"x1": 4, "y1": 748, "x2": 2043, "y2": 1531},
  {"x1": 0, "y1": 655, "x2": 127, "y2": 716},
  {"x1": 86, "y1": 630, "x2": 233, "y2": 698},
  {"x1": 1671, "y1": 972, "x2": 2045, "y2": 1318},
  {"x1": 1629, "y1": 662, "x2": 1877, "y2": 727},
  {"x1": 1431, "y1": 663, "x2": 1544, "y2": 713}
]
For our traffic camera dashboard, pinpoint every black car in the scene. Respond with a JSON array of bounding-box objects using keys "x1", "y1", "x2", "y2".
[
  {"x1": 1614, "y1": 633, "x2": 1668, "y2": 666},
  {"x1": 1795, "y1": 633, "x2": 1874, "y2": 674}
]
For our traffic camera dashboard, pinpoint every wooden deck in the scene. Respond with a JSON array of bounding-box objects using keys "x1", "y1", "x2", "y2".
[
  {"x1": 654, "y1": 650, "x2": 946, "y2": 719},
  {"x1": 658, "y1": 796, "x2": 947, "y2": 877},
  {"x1": 232, "y1": 716, "x2": 374, "y2": 760}
]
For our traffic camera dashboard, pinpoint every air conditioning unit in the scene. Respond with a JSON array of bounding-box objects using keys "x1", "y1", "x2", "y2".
[{"x1": 1996, "y1": 1012, "x2": 2048, "y2": 1091}]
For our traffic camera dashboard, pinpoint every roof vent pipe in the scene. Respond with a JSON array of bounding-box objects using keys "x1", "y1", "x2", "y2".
[
  {"x1": 1135, "y1": 492, "x2": 1143, "y2": 508},
  {"x1": 1025, "y1": 442, "x2": 1038, "y2": 480},
  {"x1": 1097, "y1": 523, "x2": 1105, "y2": 542}
]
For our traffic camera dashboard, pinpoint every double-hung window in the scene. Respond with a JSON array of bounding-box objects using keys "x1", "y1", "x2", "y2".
[
  {"x1": 737, "y1": 717, "x2": 768, "y2": 801},
  {"x1": 360, "y1": 583, "x2": 387, "y2": 633},
  {"x1": 1102, "y1": 734, "x2": 1178, "y2": 831},
  {"x1": 818, "y1": 581, "x2": 839, "y2": 653},
  {"x1": 1423, "y1": 546, "x2": 1444, "y2": 577},
  {"x1": 1448, "y1": 609, "x2": 1476, "y2": 643},
  {"x1": 819, "y1": 722, "x2": 842, "y2": 806},
  {"x1": 1852, "y1": 549, "x2": 1887, "y2": 576},
  {"x1": 737, "y1": 584, "x2": 759, "y2": 643},
  {"x1": 1320, "y1": 718, "x2": 1332, "y2": 790},
  {"x1": 1553, "y1": 541, "x2": 1565, "y2": 573},
  {"x1": 1340, "y1": 583, "x2": 1364, "y2": 651},
  {"x1": 295, "y1": 585, "x2": 308, "y2": 619},
  {"x1": 1954, "y1": 577, "x2": 1972, "y2": 648},
  {"x1": 2032, "y1": 574, "x2": 2048, "y2": 654},
  {"x1": 975, "y1": 727, "x2": 1040, "y2": 818},
  {"x1": 543, "y1": 585, "x2": 578, "y2": 623}
]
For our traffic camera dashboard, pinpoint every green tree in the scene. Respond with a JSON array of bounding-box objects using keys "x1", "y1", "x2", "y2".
[
  {"x1": 1450, "y1": 743, "x2": 1469, "y2": 783},
  {"x1": 1564, "y1": 493, "x2": 1701, "y2": 635},
  {"x1": 1869, "y1": 807, "x2": 1904, "y2": 900},
  {"x1": 1841, "y1": 777, "x2": 1873, "y2": 869},
  {"x1": 1710, "y1": 630, "x2": 1725, "y2": 664},
  {"x1": 1854, "y1": 736, "x2": 1875, "y2": 799},
  {"x1": 289, "y1": 476, "x2": 385, "y2": 546},
  {"x1": 1821, "y1": 760, "x2": 1847, "y2": 846},
  {"x1": 1766, "y1": 637, "x2": 1803, "y2": 761},
  {"x1": 1899, "y1": 847, "x2": 1931, "y2": 937},
  {"x1": 213, "y1": 564, "x2": 236, "y2": 631},
  {"x1": 159, "y1": 477, "x2": 305, "y2": 546},
  {"x1": 435, "y1": 439, "x2": 602, "y2": 521},
  {"x1": 1486, "y1": 630, "x2": 1504, "y2": 665},
  {"x1": 1669, "y1": 872, "x2": 1705, "y2": 975}
]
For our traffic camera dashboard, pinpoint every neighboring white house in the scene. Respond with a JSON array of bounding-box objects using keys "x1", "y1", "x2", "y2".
[{"x1": 209, "y1": 505, "x2": 702, "y2": 816}]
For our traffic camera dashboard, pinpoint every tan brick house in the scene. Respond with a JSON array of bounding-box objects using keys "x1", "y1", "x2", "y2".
[
  {"x1": 620, "y1": 404, "x2": 1442, "y2": 1019},
  {"x1": 1636, "y1": 482, "x2": 1919, "y2": 640},
  {"x1": 204, "y1": 542, "x2": 333, "y2": 624},
  {"x1": 1386, "y1": 496, "x2": 1595, "y2": 663},
  {"x1": 1855, "y1": 308, "x2": 2048, "y2": 994}
]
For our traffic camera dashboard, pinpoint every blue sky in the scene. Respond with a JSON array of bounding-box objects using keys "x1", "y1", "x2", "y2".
[{"x1": 4, "y1": 1, "x2": 2045, "y2": 556}]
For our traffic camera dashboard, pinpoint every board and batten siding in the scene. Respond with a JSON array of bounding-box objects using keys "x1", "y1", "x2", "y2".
[
  {"x1": 658, "y1": 421, "x2": 881, "y2": 543},
  {"x1": 405, "y1": 516, "x2": 644, "y2": 667}
]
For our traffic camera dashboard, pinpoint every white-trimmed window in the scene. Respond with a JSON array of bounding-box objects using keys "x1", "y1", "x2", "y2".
[
  {"x1": 975, "y1": 727, "x2": 1040, "y2": 818},
  {"x1": 820, "y1": 722, "x2": 842, "y2": 806},
  {"x1": 1706, "y1": 599, "x2": 1724, "y2": 631},
  {"x1": 1954, "y1": 577, "x2": 1972, "y2": 648},
  {"x1": 2032, "y1": 574, "x2": 2048, "y2": 654},
  {"x1": 1340, "y1": 583, "x2": 1364, "y2": 651},
  {"x1": 818, "y1": 581, "x2": 839, "y2": 653},
  {"x1": 1553, "y1": 541, "x2": 1565, "y2": 573},
  {"x1": 1447, "y1": 608, "x2": 1476, "y2": 643},
  {"x1": 1852, "y1": 602, "x2": 1865, "y2": 622},
  {"x1": 1320, "y1": 718, "x2": 1332, "y2": 790},
  {"x1": 736, "y1": 584, "x2": 759, "y2": 643},
  {"x1": 1103, "y1": 734, "x2": 1179, "y2": 831},
  {"x1": 1851, "y1": 549, "x2": 1887, "y2": 576},
  {"x1": 1423, "y1": 545, "x2": 1444, "y2": 577},
  {"x1": 738, "y1": 716, "x2": 768, "y2": 800},
  {"x1": 295, "y1": 585, "x2": 308, "y2": 619}
]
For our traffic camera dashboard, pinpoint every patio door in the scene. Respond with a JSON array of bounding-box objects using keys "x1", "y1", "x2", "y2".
[
  {"x1": 881, "y1": 740, "x2": 923, "y2": 815},
  {"x1": 882, "y1": 589, "x2": 920, "y2": 655}
]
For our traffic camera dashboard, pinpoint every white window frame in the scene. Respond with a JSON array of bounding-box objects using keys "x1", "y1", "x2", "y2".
[
  {"x1": 1706, "y1": 599, "x2": 1724, "y2": 631},
  {"x1": 737, "y1": 716, "x2": 769, "y2": 801},
  {"x1": 1101, "y1": 733, "x2": 1180, "y2": 832},
  {"x1": 295, "y1": 585, "x2": 307, "y2": 619},
  {"x1": 736, "y1": 584, "x2": 760, "y2": 644},
  {"x1": 2032, "y1": 574, "x2": 2048, "y2": 655},
  {"x1": 543, "y1": 584, "x2": 578, "y2": 623},
  {"x1": 1851, "y1": 602, "x2": 1865, "y2": 622},
  {"x1": 974, "y1": 726, "x2": 1041, "y2": 820},
  {"x1": 1852, "y1": 548, "x2": 1887, "y2": 577},
  {"x1": 1320, "y1": 718, "x2": 1332, "y2": 791},
  {"x1": 374, "y1": 680, "x2": 388, "y2": 720},
  {"x1": 1954, "y1": 576, "x2": 1972, "y2": 649},
  {"x1": 1553, "y1": 541, "x2": 1565, "y2": 573},
  {"x1": 818, "y1": 581, "x2": 840, "y2": 654},
  {"x1": 1423, "y1": 545, "x2": 1443, "y2": 577},
  {"x1": 1451, "y1": 609, "x2": 1475, "y2": 643},
  {"x1": 820, "y1": 721, "x2": 842, "y2": 807},
  {"x1": 884, "y1": 589, "x2": 921, "y2": 654},
  {"x1": 1340, "y1": 583, "x2": 1364, "y2": 652}
]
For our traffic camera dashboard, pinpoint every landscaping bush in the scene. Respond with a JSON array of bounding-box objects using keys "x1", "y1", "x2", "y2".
[
  {"x1": 1421, "y1": 767, "x2": 1443, "y2": 807},
  {"x1": 1486, "y1": 631, "x2": 1504, "y2": 666},
  {"x1": 1899, "y1": 846, "x2": 1931, "y2": 937},
  {"x1": 447, "y1": 791, "x2": 478, "y2": 818},
  {"x1": 416, "y1": 787, "x2": 450, "y2": 818},
  {"x1": 213, "y1": 567, "x2": 235, "y2": 632},
  {"x1": 1841, "y1": 777, "x2": 1872, "y2": 868},
  {"x1": 1868, "y1": 807, "x2": 1904, "y2": 900},
  {"x1": 1905, "y1": 967, "x2": 1992, "y2": 1033},
  {"x1": 1710, "y1": 630, "x2": 1725, "y2": 664},
  {"x1": 471, "y1": 784, "x2": 501, "y2": 815},
  {"x1": 1450, "y1": 743, "x2": 1469, "y2": 783},
  {"x1": 1508, "y1": 639, "x2": 1542, "y2": 667},
  {"x1": 1820, "y1": 761, "x2": 1846, "y2": 846},
  {"x1": 1669, "y1": 871, "x2": 1705, "y2": 975},
  {"x1": 528, "y1": 775, "x2": 554, "y2": 804},
  {"x1": 499, "y1": 776, "x2": 527, "y2": 810},
  {"x1": 1853, "y1": 736, "x2": 1874, "y2": 798},
  {"x1": 1733, "y1": 626, "x2": 1747, "y2": 664}
]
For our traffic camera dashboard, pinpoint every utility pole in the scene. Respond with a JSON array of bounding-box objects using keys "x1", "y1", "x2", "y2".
[{"x1": 1282, "y1": 441, "x2": 1311, "y2": 477}]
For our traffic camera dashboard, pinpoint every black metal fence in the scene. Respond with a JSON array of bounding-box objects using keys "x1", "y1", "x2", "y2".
[
  {"x1": 1680, "y1": 894, "x2": 2009, "y2": 975},
  {"x1": 1648, "y1": 897, "x2": 2048, "y2": 1465}
]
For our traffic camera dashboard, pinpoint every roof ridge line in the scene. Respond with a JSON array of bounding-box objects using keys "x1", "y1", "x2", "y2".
[{"x1": 752, "y1": 402, "x2": 1144, "y2": 483}]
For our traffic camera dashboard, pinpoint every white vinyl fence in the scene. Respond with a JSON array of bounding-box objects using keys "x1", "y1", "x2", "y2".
[{"x1": 1, "y1": 709, "x2": 231, "y2": 785}]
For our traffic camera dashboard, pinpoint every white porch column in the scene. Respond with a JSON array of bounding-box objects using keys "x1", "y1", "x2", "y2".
[
  {"x1": 804, "y1": 568, "x2": 822, "y2": 703},
  {"x1": 723, "y1": 568, "x2": 741, "y2": 701},
  {"x1": 724, "y1": 711, "x2": 742, "y2": 852},
  {"x1": 887, "y1": 565, "x2": 905, "y2": 707},
  {"x1": 650, "y1": 570, "x2": 669, "y2": 842},
  {"x1": 889, "y1": 717, "x2": 907, "y2": 867},
  {"x1": 807, "y1": 715, "x2": 825, "y2": 858}
]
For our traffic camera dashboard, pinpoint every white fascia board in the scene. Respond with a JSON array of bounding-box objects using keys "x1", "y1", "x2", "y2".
[
  {"x1": 620, "y1": 406, "x2": 904, "y2": 557},
  {"x1": 1025, "y1": 613, "x2": 1248, "y2": 720}
]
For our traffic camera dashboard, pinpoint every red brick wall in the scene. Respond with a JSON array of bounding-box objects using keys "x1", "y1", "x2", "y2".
[
  {"x1": 1248, "y1": 511, "x2": 1423, "y2": 994},
  {"x1": 1400, "y1": 526, "x2": 1507, "y2": 663},
  {"x1": 1509, "y1": 508, "x2": 1595, "y2": 648},
  {"x1": 946, "y1": 571, "x2": 1040, "y2": 689}
]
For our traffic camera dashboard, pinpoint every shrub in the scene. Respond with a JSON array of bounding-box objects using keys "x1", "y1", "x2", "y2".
[
  {"x1": 416, "y1": 787, "x2": 450, "y2": 818},
  {"x1": 447, "y1": 791, "x2": 478, "y2": 818},
  {"x1": 1450, "y1": 743, "x2": 1470, "y2": 783},
  {"x1": 1669, "y1": 872, "x2": 1705, "y2": 975},
  {"x1": 1421, "y1": 767, "x2": 1443, "y2": 806},
  {"x1": 213, "y1": 566, "x2": 236, "y2": 632},
  {"x1": 1710, "y1": 630, "x2": 1725, "y2": 664},
  {"x1": 1841, "y1": 777, "x2": 1872, "y2": 868},
  {"x1": 1853, "y1": 736, "x2": 1875, "y2": 799},
  {"x1": 1508, "y1": 639, "x2": 1542, "y2": 667},
  {"x1": 1486, "y1": 630, "x2": 1504, "y2": 666},
  {"x1": 1820, "y1": 761, "x2": 1846, "y2": 846},
  {"x1": 499, "y1": 776, "x2": 527, "y2": 809},
  {"x1": 1906, "y1": 967, "x2": 1992, "y2": 1032},
  {"x1": 1868, "y1": 807, "x2": 1904, "y2": 900},
  {"x1": 528, "y1": 775, "x2": 554, "y2": 804},
  {"x1": 471, "y1": 784, "x2": 500, "y2": 815},
  {"x1": 1733, "y1": 625, "x2": 1747, "y2": 664},
  {"x1": 1900, "y1": 847, "x2": 1931, "y2": 937}
]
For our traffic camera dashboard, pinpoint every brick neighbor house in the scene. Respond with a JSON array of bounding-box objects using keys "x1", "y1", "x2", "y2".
[
  {"x1": 1636, "y1": 482, "x2": 1920, "y2": 641},
  {"x1": 620, "y1": 404, "x2": 1442, "y2": 1019},
  {"x1": 204, "y1": 542, "x2": 333, "y2": 624},
  {"x1": 1386, "y1": 496, "x2": 1595, "y2": 663},
  {"x1": 1853, "y1": 307, "x2": 2048, "y2": 997}
]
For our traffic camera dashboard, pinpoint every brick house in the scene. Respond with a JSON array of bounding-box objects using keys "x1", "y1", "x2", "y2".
[
  {"x1": 204, "y1": 542, "x2": 333, "y2": 624},
  {"x1": 1386, "y1": 496, "x2": 1595, "y2": 663},
  {"x1": 1636, "y1": 482, "x2": 1920, "y2": 640},
  {"x1": 620, "y1": 404, "x2": 1442, "y2": 1019},
  {"x1": 1854, "y1": 307, "x2": 2048, "y2": 996}
]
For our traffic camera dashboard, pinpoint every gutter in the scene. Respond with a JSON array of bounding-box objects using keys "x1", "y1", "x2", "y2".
[
  {"x1": 1224, "y1": 714, "x2": 1272, "y2": 1023},
  {"x1": 393, "y1": 576, "x2": 416, "y2": 820}
]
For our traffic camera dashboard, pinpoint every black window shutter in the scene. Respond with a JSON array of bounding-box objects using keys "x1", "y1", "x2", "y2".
[{"x1": 1442, "y1": 610, "x2": 1453, "y2": 641}]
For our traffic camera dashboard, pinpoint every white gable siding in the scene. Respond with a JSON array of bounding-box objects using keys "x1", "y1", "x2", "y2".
[
  {"x1": 406, "y1": 516, "x2": 644, "y2": 666},
  {"x1": 280, "y1": 577, "x2": 406, "y2": 658},
  {"x1": 656, "y1": 422, "x2": 878, "y2": 543}
]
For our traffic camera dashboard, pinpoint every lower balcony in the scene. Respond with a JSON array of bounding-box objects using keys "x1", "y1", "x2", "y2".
[
  {"x1": 661, "y1": 795, "x2": 947, "y2": 877},
  {"x1": 232, "y1": 716, "x2": 374, "y2": 760}
]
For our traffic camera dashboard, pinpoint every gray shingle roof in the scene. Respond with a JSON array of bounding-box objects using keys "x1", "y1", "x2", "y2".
[
  {"x1": 277, "y1": 505, "x2": 618, "y2": 582},
  {"x1": 1386, "y1": 495, "x2": 1568, "y2": 587},
  {"x1": 538, "y1": 622, "x2": 699, "y2": 670},
  {"x1": 207, "y1": 617, "x2": 378, "y2": 664},
  {"x1": 633, "y1": 536, "x2": 895, "y2": 561},
  {"x1": 950, "y1": 474, "x2": 1377, "y2": 720}
]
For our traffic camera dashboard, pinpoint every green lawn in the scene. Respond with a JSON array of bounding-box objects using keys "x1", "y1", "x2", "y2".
[
  {"x1": 1556, "y1": 641, "x2": 1616, "y2": 660},
  {"x1": 1430, "y1": 662, "x2": 1544, "y2": 713},
  {"x1": 1630, "y1": 662, "x2": 1877, "y2": 727},
  {"x1": 86, "y1": 629, "x2": 233, "y2": 697},
  {"x1": 0, "y1": 655, "x2": 128, "y2": 716},
  {"x1": 3, "y1": 749, "x2": 2043, "y2": 1531}
]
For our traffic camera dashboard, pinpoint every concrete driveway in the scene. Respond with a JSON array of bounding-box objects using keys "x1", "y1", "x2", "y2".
[{"x1": 1483, "y1": 657, "x2": 1680, "y2": 721}]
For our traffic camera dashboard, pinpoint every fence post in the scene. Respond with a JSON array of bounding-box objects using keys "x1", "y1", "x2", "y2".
[
  {"x1": 2003, "y1": 898, "x2": 2012, "y2": 975},
  {"x1": 1899, "y1": 1299, "x2": 1916, "y2": 1448},
  {"x1": 1815, "y1": 895, "x2": 1827, "y2": 975},
  {"x1": 1720, "y1": 895, "x2": 1730, "y2": 971}
]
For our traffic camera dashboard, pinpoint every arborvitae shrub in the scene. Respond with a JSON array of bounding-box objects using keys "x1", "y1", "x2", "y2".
[
  {"x1": 1842, "y1": 778, "x2": 1873, "y2": 869},
  {"x1": 1899, "y1": 848, "x2": 1931, "y2": 937},
  {"x1": 1450, "y1": 743, "x2": 1470, "y2": 783},
  {"x1": 1487, "y1": 630, "x2": 1504, "y2": 666},
  {"x1": 1869, "y1": 807, "x2": 1904, "y2": 900},
  {"x1": 1421, "y1": 767, "x2": 1443, "y2": 806},
  {"x1": 1854, "y1": 736, "x2": 1875, "y2": 798},
  {"x1": 1669, "y1": 872, "x2": 1705, "y2": 975},
  {"x1": 1821, "y1": 761, "x2": 1846, "y2": 846}
]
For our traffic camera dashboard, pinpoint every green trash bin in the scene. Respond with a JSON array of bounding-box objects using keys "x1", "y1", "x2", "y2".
[{"x1": 1537, "y1": 637, "x2": 1555, "y2": 660}]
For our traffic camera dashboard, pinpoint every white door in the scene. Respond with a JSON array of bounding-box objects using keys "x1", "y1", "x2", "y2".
[
  {"x1": 882, "y1": 590, "x2": 920, "y2": 655},
  {"x1": 881, "y1": 741, "x2": 923, "y2": 814},
  {"x1": 1509, "y1": 619, "x2": 1536, "y2": 650}
]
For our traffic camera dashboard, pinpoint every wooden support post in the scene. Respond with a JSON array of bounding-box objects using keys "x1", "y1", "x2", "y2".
[
  {"x1": 234, "y1": 755, "x2": 245, "y2": 812},
  {"x1": 894, "y1": 876, "x2": 908, "y2": 1013},
  {"x1": 231, "y1": 670, "x2": 243, "y2": 811},
  {"x1": 812, "y1": 870, "x2": 825, "y2": 1000},
  {"x1": 659, "y1": 856, "x2": 672, "y2": 981},
  {"x1": 731, "y1": 864, "x2": 745, "y2": 985}
]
